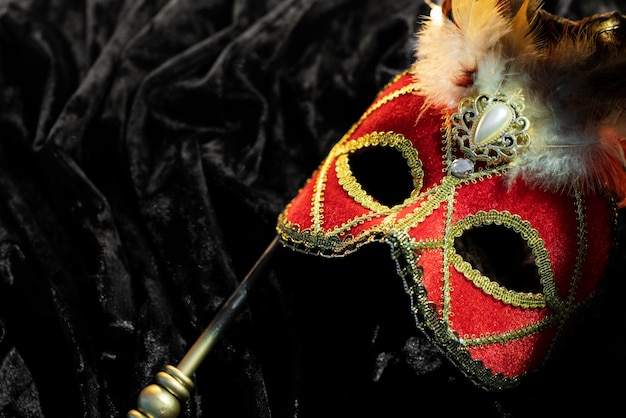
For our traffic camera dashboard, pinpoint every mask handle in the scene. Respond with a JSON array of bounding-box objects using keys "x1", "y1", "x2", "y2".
[{"x1": 127, "y1": 236, "x2": 280, "y2": 418}]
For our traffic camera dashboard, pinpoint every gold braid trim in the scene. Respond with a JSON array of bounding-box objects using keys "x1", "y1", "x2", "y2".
[
  {"x1": 461, "y1": 315, "x2": 556, "y2": 347},
  {"x1": 335, "y1": 131, "x2": 423, "y2": 212},
  {"x1": 307, "y1": 74, "x2": 420, "y2": 236},
  {"x1": 450, "y1": 252, "x2": 546, "y2": 309},
  {"x1": 447, "y1": 210, "x2": 555, "y2": 310}
]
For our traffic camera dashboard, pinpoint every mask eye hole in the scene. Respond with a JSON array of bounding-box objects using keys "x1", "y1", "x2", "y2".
[
  {"x1": 348, "y1": 146, "x2": 415, "y2": 208},
  {"x1": 453, "y1": 224, "x2": 541, "y2": 293}
]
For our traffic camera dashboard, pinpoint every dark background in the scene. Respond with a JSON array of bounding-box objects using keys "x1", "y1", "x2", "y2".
[{"x1": 0, "y1": 1, "x2": 624, "y2": 417}]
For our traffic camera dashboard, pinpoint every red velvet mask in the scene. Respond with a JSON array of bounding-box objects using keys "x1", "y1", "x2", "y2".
[{"x1": 277, "y1": 1, "x2": 625, "y2": 391}]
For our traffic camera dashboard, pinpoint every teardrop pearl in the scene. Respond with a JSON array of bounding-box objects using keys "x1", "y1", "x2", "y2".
[{"x1": 473, "y1": 102, "x2": 513, "y2": 146}]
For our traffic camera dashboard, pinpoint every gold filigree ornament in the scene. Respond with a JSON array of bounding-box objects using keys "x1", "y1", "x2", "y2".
[{"x1": 449, "y1": 93, "x2": 531, "y2": 178}]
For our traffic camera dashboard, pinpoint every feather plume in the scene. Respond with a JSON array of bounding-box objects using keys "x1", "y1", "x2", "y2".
[
  {"x1": 452, "y1": 0, "x2": 508, "y2": 48},
  {"x1": 412, "y1": 0, "x2": 626, "y2": 206},
  {"x1": 412, "y1": 0, "x2": 544, "y2": 108},
  {"x1": 502, "y1": 0, "x2": 544, "y2": 60},
  {"x1": 412, "y1": 0, "x2": 511, "y2": 109},
  {"x1": 508, "y1": 12, "x2": 626, "y2": 206}
]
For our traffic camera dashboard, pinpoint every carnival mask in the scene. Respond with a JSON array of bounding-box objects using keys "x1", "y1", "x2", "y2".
[
  {"x1": 277, "y1": 0, "x2": 625, "y2": 390},
  {"x1": 128, "y1": 1, "x2": 626, "y2": 415}
]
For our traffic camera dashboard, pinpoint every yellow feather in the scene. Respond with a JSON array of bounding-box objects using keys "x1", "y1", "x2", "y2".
[
  {"x1": 503, "y1": 0, "x2": 544, "y2": 59},
  {"x1": 452, "y1": 0, "x2": 508, "y2": 47}
]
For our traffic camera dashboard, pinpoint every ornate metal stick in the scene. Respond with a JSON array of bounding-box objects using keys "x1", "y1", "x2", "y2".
[{"x1": 128, "y1": 236, "x2": 280, "y2": 418}]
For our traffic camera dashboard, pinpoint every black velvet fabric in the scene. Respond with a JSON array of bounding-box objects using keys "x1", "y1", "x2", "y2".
[{"x1": 0, "y1": 1, "x2": 624, "y2": 417}]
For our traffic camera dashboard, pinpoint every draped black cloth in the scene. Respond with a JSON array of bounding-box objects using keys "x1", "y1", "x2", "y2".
[{"x1": 0, "y1": 1, "x2": 624, "y2": 417}]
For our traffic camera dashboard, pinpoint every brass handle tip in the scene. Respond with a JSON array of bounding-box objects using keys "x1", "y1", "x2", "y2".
[{"x1": 128, "y1": 383, "x2": 182, "y2": 418}]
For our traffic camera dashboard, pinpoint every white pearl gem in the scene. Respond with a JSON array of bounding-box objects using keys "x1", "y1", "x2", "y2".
[{"x1": 473, "y1": 102, "x2": 513, "y2": 146}]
